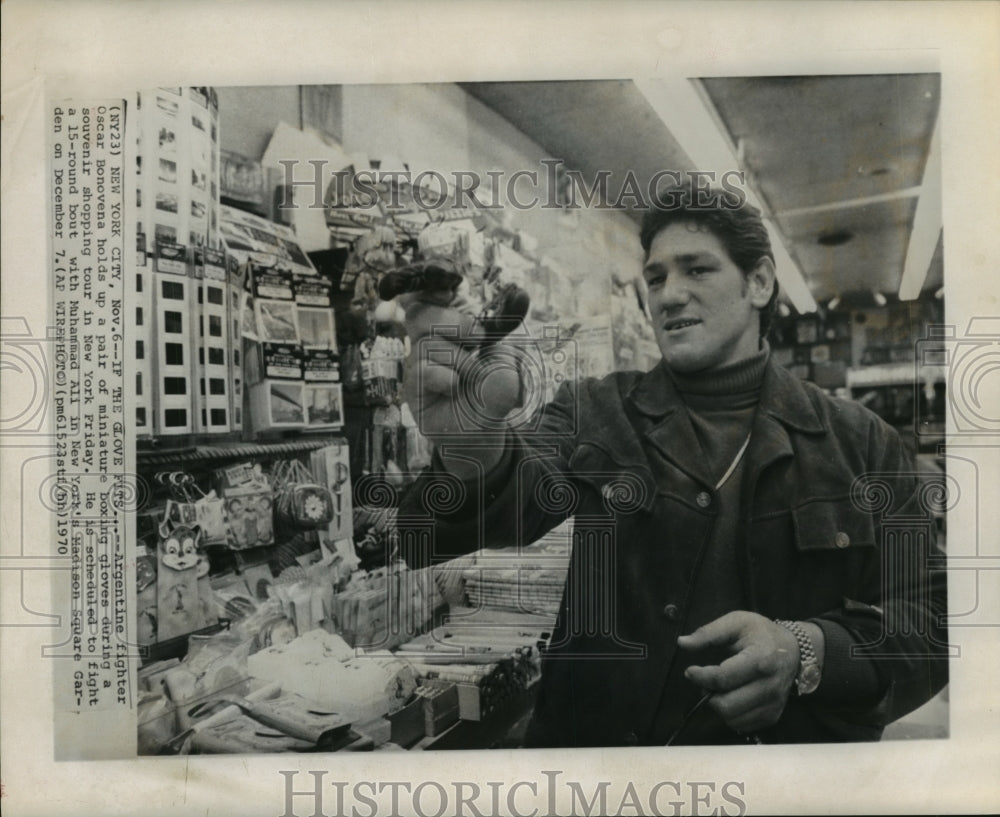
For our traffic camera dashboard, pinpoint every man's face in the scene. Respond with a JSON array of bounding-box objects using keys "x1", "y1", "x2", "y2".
[{"x1": 642, "y1": 221, "x2": 771, "y2": 373}]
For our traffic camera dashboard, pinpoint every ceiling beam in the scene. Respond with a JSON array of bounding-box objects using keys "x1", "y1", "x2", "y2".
[
  {"x1": 633, "y1": 77, "x2": 818, "y2": 314},
  {"x1": 898, "y1": 111, "x2": 942, "y2": 300}
]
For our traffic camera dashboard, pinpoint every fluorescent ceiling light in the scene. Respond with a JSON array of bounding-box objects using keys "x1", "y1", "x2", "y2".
[
  {"x1": 898, "y1": 112, "x2": 942, "y2": 300},
  {"x1": 634, "y1": 77, "x2": 818, "y2": 314},
  {"x1": 777, "y1": 186, "x2": 922, "y2": 218}
]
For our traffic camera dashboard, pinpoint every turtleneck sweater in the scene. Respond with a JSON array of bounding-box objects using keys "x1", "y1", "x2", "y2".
[
  {"x1": 669, "y1": 345, "x2": 769, "y2": 482},
  {"x1": 649, "y1": 347, "x2": 768, "y2": 742},
  {"x1": 668, "y1": 346, "x2": 770, "y2": 642}
]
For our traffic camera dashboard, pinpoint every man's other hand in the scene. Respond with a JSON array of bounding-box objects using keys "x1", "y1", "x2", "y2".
[{"x1": 677, "y1": 611, "x2": 822, "y2": 734}]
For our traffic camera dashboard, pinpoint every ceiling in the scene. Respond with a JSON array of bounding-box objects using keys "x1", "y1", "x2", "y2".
[
  {"x1": 462, "y1": 75, "x2": 942, "y2": 308},
  {"x1": 461, "y1": 80, "x2": 694, "y2": 204}
]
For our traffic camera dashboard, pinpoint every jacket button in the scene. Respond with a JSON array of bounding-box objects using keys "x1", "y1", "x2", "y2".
[
  {"x1": 625, "y1": 731, "x2": 638, "y2": 745},
  {"x1": 662, "y1": 603, "x2": 681, "y2": 621},
  {"x1": 696, "y1": 491, "x2": 711, "y2": 508},
  {"x1": 835, "y1": 531, "x2": 851, "y2": 548}
]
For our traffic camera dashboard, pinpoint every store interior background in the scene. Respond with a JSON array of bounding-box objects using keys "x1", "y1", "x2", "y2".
[
  {"x1": 136, "y1": 77, "x2": 947, "y2": 752},
  {"x1": 218, "y1": 77, "x2": 945, "y2": 443}
]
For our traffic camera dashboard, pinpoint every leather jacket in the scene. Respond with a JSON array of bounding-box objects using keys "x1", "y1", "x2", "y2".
[{"x1": 399, "y1": 358, "x2": 949, "y2": 746}]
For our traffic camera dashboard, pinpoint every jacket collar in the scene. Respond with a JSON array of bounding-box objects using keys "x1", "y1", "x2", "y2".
[
  {"x1": 634, "y1": 369, "x2": 714, "y2": 488},
  {"x1": 757, "y1": 358, "x2": 826, "y2": 435},
  {"x1": 629, "y1": 355, "x2": 826, "y2": 490},
  {"x1": 629, "y1": 355, "x2": 826, "y2": 436}
]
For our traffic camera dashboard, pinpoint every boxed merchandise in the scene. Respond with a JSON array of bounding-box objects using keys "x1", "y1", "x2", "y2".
[
  {"x1": 249, "y1": 342, "x2": 304, "y2": 383},
  {"x1": 152, "y1": 241, "x2": 194, "y2": 435},
  {"x1": 403, "y1": 652, "x2": 539, "y2": 723},
  {"x1": 294, "y1": 274, "x2": 336, "y2": 349},
  {"x1": 255, "y1": 299, "x2": 299, "y2": 343},
  {"x1": 298, "y1": 308, "x2": 336, "y2": 349},
  {"x1": 244, "y1": 315, "x2": 306, "y2": 433},
  {"x1": 249, "y1": 381, "x2": 306, "y2": 430},
  {"x1": 132, "y1": 256, "x2": 155, "y2": 434},
  {"x1": 249, "y1": 263, "x2": 300, "y2": 343},
  {"x1": 303, "y1": 349, "x2": 343, "y2": 428},
  {"x1": 302, "y1": 347, "x2": 339, "y2": 383},
  {"x1": 215, "y1": 462, "x2": 274, "y2": 549},
  {"x1": 304, "y1": 383, "x2": 344, "y2": 429},
  {"x1": 192, "y1": 247, "x2": 233, "y2": 432},
  {"x1": 225, "y1": 255, "x2": 246, "y2": 430},
  {"x1": 292, "y1": 272, "x2": 333, "y2": 307}
]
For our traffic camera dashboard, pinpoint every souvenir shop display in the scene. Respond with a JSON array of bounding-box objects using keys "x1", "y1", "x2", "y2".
[{"x1": 132, "y1": 95, "x2": 638, "y2": 757}]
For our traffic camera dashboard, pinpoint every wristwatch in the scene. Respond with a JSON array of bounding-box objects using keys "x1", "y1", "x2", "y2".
[{"x1": 775, "y1": 619, "x2": 822, "y2": 696}]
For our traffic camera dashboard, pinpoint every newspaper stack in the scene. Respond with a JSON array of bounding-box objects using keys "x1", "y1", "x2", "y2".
[
  {"x1": 462, "y1": 566, "x2": 566, "y2": 616},
  {"x1": 461, "y1": 521, "x2": 572, "y2": 618},
  {"x1": 333, "y1": 562, "x2": 445, "y2": 650}
]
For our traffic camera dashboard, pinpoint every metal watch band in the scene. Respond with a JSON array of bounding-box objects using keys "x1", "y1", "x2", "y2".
[{"x1": 775, "y1": 619, "x2": 821, "y2": 695}]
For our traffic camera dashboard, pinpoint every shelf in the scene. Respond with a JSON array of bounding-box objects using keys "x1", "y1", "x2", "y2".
[{"x1": 137, "y1": 436, "x2": 341, "y2": 467}]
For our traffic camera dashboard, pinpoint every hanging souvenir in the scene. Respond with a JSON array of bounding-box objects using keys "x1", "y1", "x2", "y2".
[
  {"x1": 155, "y1": 516, "x2": 216, "y2": 641},
  {"x1": 272, "y1": 459, "x2": 335, "y2": 529},
  {"x1": 215, "y1": 462, "x2": 275, "y2": 549}
]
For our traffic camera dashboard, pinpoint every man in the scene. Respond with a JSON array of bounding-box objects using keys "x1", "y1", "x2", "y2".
[{"x1": 396, "y1": 181, "x2": 948, "y2": 746}]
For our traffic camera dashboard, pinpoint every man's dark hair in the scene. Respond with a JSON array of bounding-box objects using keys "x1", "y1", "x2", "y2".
[{"x1": 640, "y1": 181, "x2": 780, "y2": 339}]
